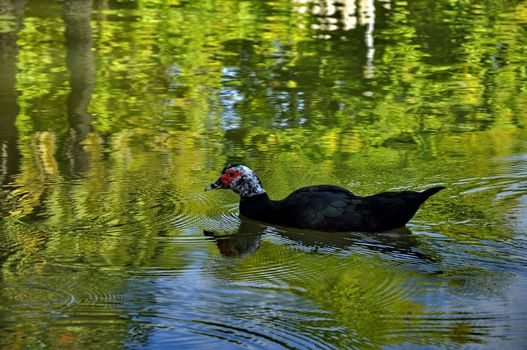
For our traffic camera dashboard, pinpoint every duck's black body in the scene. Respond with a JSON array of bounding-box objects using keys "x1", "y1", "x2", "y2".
[
  {"x1": 206, "y1": 164, "x2": 445, "y2": 232},
  {"x1": 239, "y1": 185, "x2": 444, "y2": 232}
]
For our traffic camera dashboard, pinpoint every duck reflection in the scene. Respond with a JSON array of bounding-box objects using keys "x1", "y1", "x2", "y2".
[
  {"x1": 205, "y1": 217, "x2": 437, "y2": 262},
  {"x1": 204, "y1": 220, "x2": 263, "y2": 258}
]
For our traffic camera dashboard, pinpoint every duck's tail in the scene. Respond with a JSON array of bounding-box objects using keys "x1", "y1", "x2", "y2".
[{"x1": 420, "y1": 186, "x2": 446, "y2": 202}]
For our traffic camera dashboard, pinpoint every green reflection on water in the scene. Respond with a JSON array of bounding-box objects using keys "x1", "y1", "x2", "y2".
[{"x1": 1, "y1": 0, "x2": 527, "y2": 349}]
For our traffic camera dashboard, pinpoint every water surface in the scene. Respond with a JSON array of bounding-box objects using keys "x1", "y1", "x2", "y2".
[{"x1": 1, "y1": 0, "x2": 527, "y2": 349}]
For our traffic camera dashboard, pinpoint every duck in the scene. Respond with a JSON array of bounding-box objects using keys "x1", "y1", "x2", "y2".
[{"x1": 205, "y1": 164, "x2": 445, "y2": 232}]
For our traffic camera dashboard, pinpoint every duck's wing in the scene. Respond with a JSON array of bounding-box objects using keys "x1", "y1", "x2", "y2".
[{"x1": 278, "y1": 188, "x2": 360, "y2": 231}]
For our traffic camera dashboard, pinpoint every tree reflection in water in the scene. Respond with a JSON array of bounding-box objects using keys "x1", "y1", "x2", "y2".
[{"x1": 0, "y1": 0, "x2": 526, "y2": 348}]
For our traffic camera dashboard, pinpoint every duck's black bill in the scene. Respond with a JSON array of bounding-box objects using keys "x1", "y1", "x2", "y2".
[{"x1": 205, "y1": 178, "x2": 223, "y2": 191}]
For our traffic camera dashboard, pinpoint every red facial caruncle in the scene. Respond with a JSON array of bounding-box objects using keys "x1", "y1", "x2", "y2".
[{"x1": 220, "y1": 170, "x2": 241, "y2": 186}]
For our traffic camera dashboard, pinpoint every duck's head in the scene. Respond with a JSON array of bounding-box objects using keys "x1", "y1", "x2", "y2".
[{"x1": 205, "y1": 164, "x2": 265, "y2": 197}]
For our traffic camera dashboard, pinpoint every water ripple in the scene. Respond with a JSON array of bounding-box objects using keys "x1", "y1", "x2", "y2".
[{"x1": 0, "y1": 283, "x2": 76, "y2": 315}]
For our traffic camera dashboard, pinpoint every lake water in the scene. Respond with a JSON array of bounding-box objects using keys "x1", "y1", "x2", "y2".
[{"x1": 1, "y1": 0, "x2": 527, "y2": 349}]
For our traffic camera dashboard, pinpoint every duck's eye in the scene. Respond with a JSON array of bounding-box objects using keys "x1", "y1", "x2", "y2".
[{"x1": 229, "y1": 172, "x2": 235, "y2": 177}]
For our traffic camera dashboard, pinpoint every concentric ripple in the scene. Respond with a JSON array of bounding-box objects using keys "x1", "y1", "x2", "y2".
[
  {"x1": 127, "y1": 277, "x2": 351, "y2": 350},
  {"x1": 144, "y1": 188, "x2": 242, "y2": 233},
  {"x1": 0, "y1": 284, "x2": 76, "y2": 315}
]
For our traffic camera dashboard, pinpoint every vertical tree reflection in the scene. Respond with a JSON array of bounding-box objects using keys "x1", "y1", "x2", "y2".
[
  {"x1": 0, "y1": 0, "x2": 24, "y2": 185},
  {"x1": 63, "y1": 0, "x2": 95, "y2": 176}
]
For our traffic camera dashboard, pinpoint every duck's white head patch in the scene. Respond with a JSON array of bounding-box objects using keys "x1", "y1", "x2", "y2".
[{"x1": 205, "y1": 164, "x2": 265, "y2": 197}]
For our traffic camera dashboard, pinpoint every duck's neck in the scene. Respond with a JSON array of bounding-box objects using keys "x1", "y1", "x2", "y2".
[
  {"x1": 233, "y1": 174, "x2": 266, "y2": 198},
  {"x1": 239, "y1": 192, "x2": 276, "y2": 222}
]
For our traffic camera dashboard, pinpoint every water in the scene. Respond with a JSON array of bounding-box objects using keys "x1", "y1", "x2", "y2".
[{"x1": 1, "y1": 0, "x2": 527, "y2": 348}]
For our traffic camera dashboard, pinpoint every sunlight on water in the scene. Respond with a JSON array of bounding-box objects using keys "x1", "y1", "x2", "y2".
[{"x1": 1, "y1": 0, "x2": 527, "y2": 349}]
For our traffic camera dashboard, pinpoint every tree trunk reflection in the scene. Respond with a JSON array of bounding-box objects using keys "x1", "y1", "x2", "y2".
[
  {"x1": 63, "y1": 0, "x2": 95, "y2": 176},
  {"x1": 0, "y1": 0, "x2": 24, "y2": 185}
]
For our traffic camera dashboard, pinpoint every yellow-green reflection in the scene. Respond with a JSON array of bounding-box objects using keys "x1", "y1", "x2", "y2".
[{"x1": 1, "y1": 0, "x2": 527, "y2": 348}]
